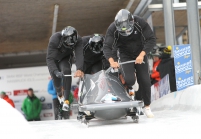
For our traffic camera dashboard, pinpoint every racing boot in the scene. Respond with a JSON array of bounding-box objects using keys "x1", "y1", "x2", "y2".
[
  {"x1": 62, "y1": 100, "x2": 70, "y2": 111},
  {"x1": 143, "y1": 106, "x2": 154, "y2": 118}
]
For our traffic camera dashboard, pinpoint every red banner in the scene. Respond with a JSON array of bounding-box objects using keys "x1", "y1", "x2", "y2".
[{"x1": 13, "y1": 89, "x2": 28, "y2": 96}]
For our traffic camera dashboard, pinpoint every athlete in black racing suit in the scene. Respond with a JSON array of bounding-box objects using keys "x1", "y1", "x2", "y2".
[
  {"x1": 82, "y1": 34, "x2": 110, "y2": 74},
  {"x1": 46, "y1": 26, "x2": 84, "y2": 111},
  {"x1": 103, "y1": 9, "x2": 156, "y2": 118}
]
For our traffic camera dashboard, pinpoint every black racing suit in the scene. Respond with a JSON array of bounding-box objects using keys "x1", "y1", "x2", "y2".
[
  {"x1": 46, "y1": 32, "x2": 83, "y2": 101},
  {"x1": 103, "y1": 16, "x2": 156, "y2": 106},
  {"x1": 82, "y1": 36, "x2": 110, "y2": 74}
]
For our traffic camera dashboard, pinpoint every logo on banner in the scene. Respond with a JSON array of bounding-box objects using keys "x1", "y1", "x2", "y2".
[
  {"x1": 14, "y1": 100, "x2": 21, "y2": 103},
  {"x1": 173, "y1": 44, "x2": 194, "y2": 91},
  {"x1": 43, "y1": 113, "x2": 53, "y2": 117},
  {"x1": 40, "y1": 96, "x2": 46, "y2": 102},
  {"x1": 35, "y1": 89, "x2": 47, "y2": 94},
  {"x1": 42, "y1": 103, "x2": 52, "y2": 110},
  {"x1": 4, "y1": 91, "x2": 12, "y2": 96},
  {"x1": 13, "y1": 89, "x2": 28, "y2": 96}
]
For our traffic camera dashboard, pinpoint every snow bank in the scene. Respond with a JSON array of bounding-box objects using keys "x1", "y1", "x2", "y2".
[
  {"x1": 151, "y1": 85, "x2": 201, "y2": 112},
  {"x1": 0, "y1": 99, "x2": 40, "y2": 139}
]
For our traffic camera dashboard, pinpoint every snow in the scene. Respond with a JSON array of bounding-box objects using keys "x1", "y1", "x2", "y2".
[
  {"x1": 151, "y1": 84, "x2": 201, "y2": 111},
  {"x1": 1, "y1": 85, "x2": 201, "y2": 139},
  {"x1": 0, "y1": 99, "x2": 40, "y2": 139}
]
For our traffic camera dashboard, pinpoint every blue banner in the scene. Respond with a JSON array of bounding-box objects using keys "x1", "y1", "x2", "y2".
[{"x1": 173, "y1": 44, "x2": 194, "y2": 91}]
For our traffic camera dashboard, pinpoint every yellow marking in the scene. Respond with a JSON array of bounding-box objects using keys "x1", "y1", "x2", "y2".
[{"x1": 121, "y1": 28, "x2": 127, "y2": 31}]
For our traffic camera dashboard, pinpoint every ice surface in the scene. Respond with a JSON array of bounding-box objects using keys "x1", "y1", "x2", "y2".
[{"x1": 1, "y1": 85, "x2": 201, "y2": 139}]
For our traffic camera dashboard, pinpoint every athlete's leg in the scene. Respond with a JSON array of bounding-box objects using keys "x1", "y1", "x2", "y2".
[
  {"x1": 135, "y1": 56, "x2": 154, "y2": 118},
  {"x1": 135, "y1": 56, "x2": 151, "y2": 106},
  {"x1": 59, "y1": 56, "x2": 72, "y2": 111},
  {"x1": 53, "y1": 98, "x2": 61, "y2": 120},
  {"x1": 50, "y1": 70, "x2": 62, "y2": 97},
  {"x1": 119, "y1": 57, "x2": 136, "y2": 89},
  {"x1": 59, "y1": 56, "x2": 72, "y2": 100}
]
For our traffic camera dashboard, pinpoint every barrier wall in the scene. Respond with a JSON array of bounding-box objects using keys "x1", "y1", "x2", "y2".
[
  {"x1": 0, "y1": 65, "x2": 78, "y2": 120},
  {"x1": 151, "y1": 84, "x2": 201, "y2": 112}
]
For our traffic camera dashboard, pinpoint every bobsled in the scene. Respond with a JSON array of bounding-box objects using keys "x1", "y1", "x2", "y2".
[{"x1": 77, "y1": 66, "x2": 144, "y2": 127}]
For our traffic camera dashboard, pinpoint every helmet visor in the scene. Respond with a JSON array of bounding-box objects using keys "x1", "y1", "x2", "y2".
[
  {"x1": 63, "y1": 35, "x2": 77, "y2": 46},
  {"x1": 89, "y1": 41, "x2": 103, "y2": 54},
  {"x1": 116, "y1": 20, "x2": 134, "y2": 36}
]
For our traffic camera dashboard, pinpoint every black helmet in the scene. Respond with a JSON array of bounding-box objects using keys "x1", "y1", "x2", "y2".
[
  {"x1": 114, "y1": 9, "x2": 134, "y2": 36},
  {"x1": 88, "y1": 34, "x2": 104, "y2": 54},
  {"x1": 61, "y1": 26, "x2": 78, "y2": 48},
  {"x1": 151, "y1": 46, "x2": 162, "y2": 57}
]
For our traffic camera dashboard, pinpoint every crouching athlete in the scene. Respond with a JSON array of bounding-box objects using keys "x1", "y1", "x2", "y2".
[{"x1": 46, "y1": 26, "x2": 84, "y2": 111}]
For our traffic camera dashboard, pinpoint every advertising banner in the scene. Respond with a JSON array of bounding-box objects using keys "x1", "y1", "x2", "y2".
[
  {"x1": 0, "y1": 65, "x2": 78, "y2": 120},
  {"x1": 173, "y1": 44, "x2": 194, "y2": 91},
  {"x1": 151, "y1": 74, "x2": 170, "y2": 102}
]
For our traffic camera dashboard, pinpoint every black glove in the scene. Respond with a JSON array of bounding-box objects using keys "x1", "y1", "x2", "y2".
[{"x1": 54, "y1": 70, "x2": 63, "y2": 78}]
